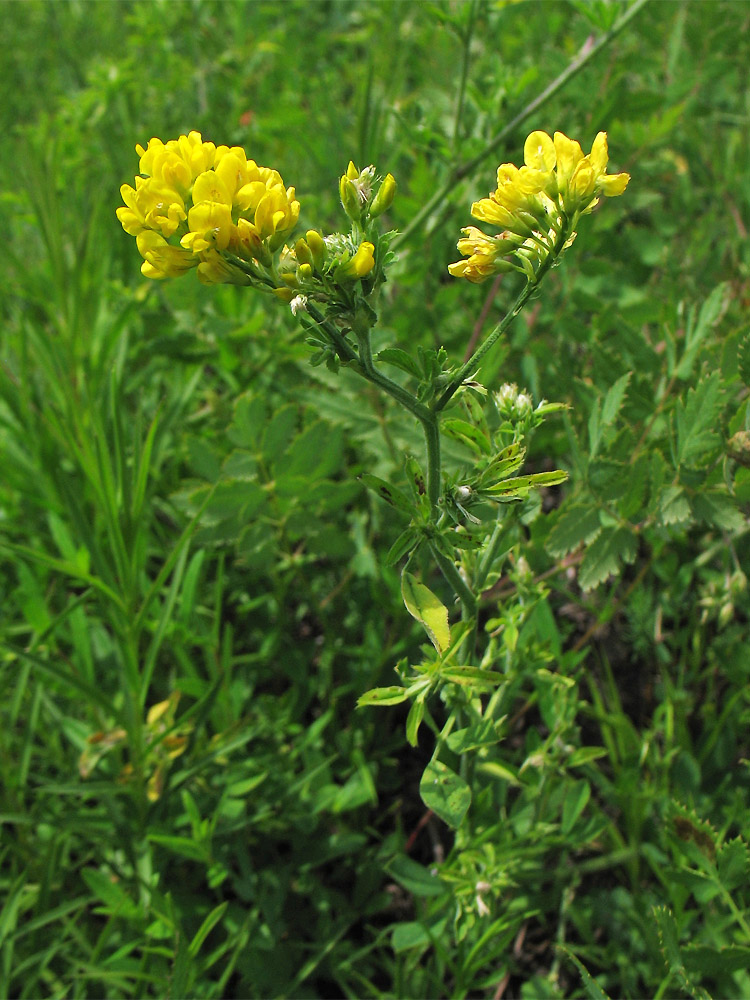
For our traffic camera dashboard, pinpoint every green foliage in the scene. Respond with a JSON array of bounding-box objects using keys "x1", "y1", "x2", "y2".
[{"x1": 2, "y1": 1, "x2": 750, "y2": 998}]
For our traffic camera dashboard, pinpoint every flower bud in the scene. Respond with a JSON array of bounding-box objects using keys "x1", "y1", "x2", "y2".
[
  {"x1": 294, "y1": 238, "x2": 314, "y2": 268},
  {"x1": 306, "y1": 230, "x2": 326, "y2": 270},
  {"x1": 340, "y1": 175, "x2": 361, "y2": 223},
  {"x1": 369, "y1": 173, "x2": 396, "y2": 218}
]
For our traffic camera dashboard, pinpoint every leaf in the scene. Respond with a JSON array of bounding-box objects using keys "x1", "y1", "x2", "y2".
[
  {"x1": 441, "y1": 418, "x2": 492, "y2": 455},
  {"x1": 401, "y1": 571, "x2": 451, "y2": 653},
  {"x1": 561, "y1": 780, "x2": 591, "y2": 834},
  {"x1": 547, "y1": 504, "x2": 602, "y2": 557},
  {"x1": 675, "y1": 373, "x2": 723, "y2": 467},
  {"x1": 386, "y1": 856, "x2": 447, "y2": 897},
  {"x1": 483, "y1": 469, "x2": 568, "y2": 498},
  {"x1": 405, "y1": 699, "x2": 425, "y2": 747},
  {"x1": 717, "y1": 838, "x2": 749, "y2": 890},
  {"x1": 676, "y1": 283, "x2": 729, "y2": 380},
  {"x1": 377, "y1": 347, "x2": 423, "y2": 379},
  {"x1": 683, "y1": 945, "x2": 750, "y2": 977},
  {"x1": 652, "y1": 906, "x2": 712, "y2": 1000},
  {"x1": 439, "y1": 665, "x2": 504, "y2": 690},
  {"x1": 657, "y1": 486, "x2": 692, "y2": 526},
  {"x1": 578, "y1": 526, "x2": 638, "y2": 591},
  {"x1": 357, "y1": 686, "x2": 409, "y2": 707},
  {"x1": 419, "y1": 759, "x2": 471, "y2": 829},
  {"x1": 385, "y1": 528, "x2": 420, "y2": 566},
  {"x1": 601, "y1": 372, "x2": 632, "y2": 427},
  {"x1": 391, "y1": 921, "x2": 432, "y2": 953},
  {"x1": 360, "y1": 474, "x2": 414, "y2": 515},
  {"x1": 558, "y1": 946, "x2": 611, "y2": 1000},
  {"x1": 446, "y1": 719, "x2": 504, "y2": 753},
  {"x1": 691, "y1": 491, "x2": 745, "y2": 532}
]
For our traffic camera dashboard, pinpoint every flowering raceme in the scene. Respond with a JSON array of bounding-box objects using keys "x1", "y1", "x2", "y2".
[
  {"x1": 449, "y1": 130, "x2": 629, "y2": 284},
  {"x1": 117, "y1": 131, "x2": 300, "y2": 284}
]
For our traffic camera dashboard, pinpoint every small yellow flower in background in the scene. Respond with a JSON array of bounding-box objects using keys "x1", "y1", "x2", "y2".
[
  {"x1": 117, "y1": 131, "x2": 300, "y2": 285},
  {"x1": 450, "y1": 130, "x2": 629, "y2": 283}
]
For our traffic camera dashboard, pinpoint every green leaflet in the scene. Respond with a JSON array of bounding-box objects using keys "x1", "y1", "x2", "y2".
[{"x1": 401, "y1": 570, "x2": 451, "y2": 653}]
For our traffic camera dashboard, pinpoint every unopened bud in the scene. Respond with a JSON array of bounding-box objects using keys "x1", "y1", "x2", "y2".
[
  {"x1": 369, "y1": 173, "x2": 396, "y2": 218},
  {"x1": 340, "y1": 174, "x2": 361, "y2": 222},
  {"x1": 294, "y1": 238, "x2": 314, "y2": 268},
  {"x1": 306, "y1": 230, "x2": 326, "y2": 270}
]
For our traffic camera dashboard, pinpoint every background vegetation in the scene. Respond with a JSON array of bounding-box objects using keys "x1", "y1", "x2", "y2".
[{"x1": 2, "y1": 1, "x2": 750, "y2": 997}]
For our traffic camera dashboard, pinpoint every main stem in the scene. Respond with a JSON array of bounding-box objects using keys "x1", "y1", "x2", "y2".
[{"x1": 306, "y1": 303, "x2": 442, "y2": 512}]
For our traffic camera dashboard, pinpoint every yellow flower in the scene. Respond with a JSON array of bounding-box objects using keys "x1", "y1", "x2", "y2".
[
  {"x1": 450, "y1": 129, "x2": 629, "y2": 284},
  {"x1": 118, "y1": 132, "x2": 300, "y2": 285},
  {"x1": 448, "y1": 227, "x2": 518, "y2": 283},
  {"x1": 334, "y1": 241, "x2": 376, "y2": 280},
  {"x1": 136, "y1": 231, "x2": 197, "y2": 279}
]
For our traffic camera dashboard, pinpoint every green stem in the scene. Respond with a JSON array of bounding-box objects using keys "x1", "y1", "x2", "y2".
[
  {"x1": 308, "y1": 302, "x2": 444, "y2": 513},
  {"x1": 392, "y1": 0, "x2": 650, "y2": 251},
  {"x1": 433, "y1": 225, "x2": 568, "y2": 412},
  {"x1": 430, "y1": 541, "x2": 477, "y2": 622}
]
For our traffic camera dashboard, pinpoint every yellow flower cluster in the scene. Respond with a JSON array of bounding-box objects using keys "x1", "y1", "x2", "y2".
[
  {"x1": 117, "y1": 131, "x2": 299, "y2": 284},
  {"x1": 449, "y1": 130, "x2": 630, "y2": 283}
]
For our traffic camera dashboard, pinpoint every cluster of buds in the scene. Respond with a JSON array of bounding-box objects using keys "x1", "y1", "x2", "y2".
[
  {"x1": 339, "y1": 161, "x2": 396, "y2": 226},
  {"x1": 449, "y1": 130, "x2": 630, "y2": 284},
  {"x1": 117, "y1": 131, "x2": 300, "y2": 286},
  {"x1": 494, "y1": 382, "x2": 534, "y2": 420},
  {"x1": 272, "y1": 230, "x2": 377, "y2": 306}
]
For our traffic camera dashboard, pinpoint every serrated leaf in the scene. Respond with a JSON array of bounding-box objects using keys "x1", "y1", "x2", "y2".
[
  {"x1": 675, "y1": 373, "x2": 723, "y2": 466},
  {"x1": 419, "y1": 759, "x2": 471, "y2": 829},
  {"x1": 401, "y1": 571, "x2": 451, "y2": 653},
  {"x1": 619, "y1": 454, "x2": 649, "y2": 519},
  {"x1": 658, "y1": 486, "x2": 692, "y2": 525},
  {"x1": 360, "y1": 474, "x2": 414, "y2": 515},
  {"x1": 683, "y1": 945, "x2": 750, "y2": 976},
  {"x1": 547, "y1": 504, "x2": 602, "y2": 557},
  {"x1": 558, "y1": 946, "x2": 611, "y2": 1000},
  {"x1": 578, "y1": 526, "x2": 638, "y2": 590},
  {"x1": 357, "y1": 686, "x2": 409, "y2": 707},
  {"x1": 601, "y1": 372, "x2": 632, "y2": 427},
  {"x1": 691, "y1": 491, "x2": 745, "y2": 532},
  {"x1": 676, "y1": 283, "x2": 728, "y2": 380},
  {"x1": 717, "y1": 838, "x2": 749, "y2": 889}
]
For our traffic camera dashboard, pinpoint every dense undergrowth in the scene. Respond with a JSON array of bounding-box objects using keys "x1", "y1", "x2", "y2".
[{"x1": 2, "y1": 1, "x2": 750, "y2": 997}]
